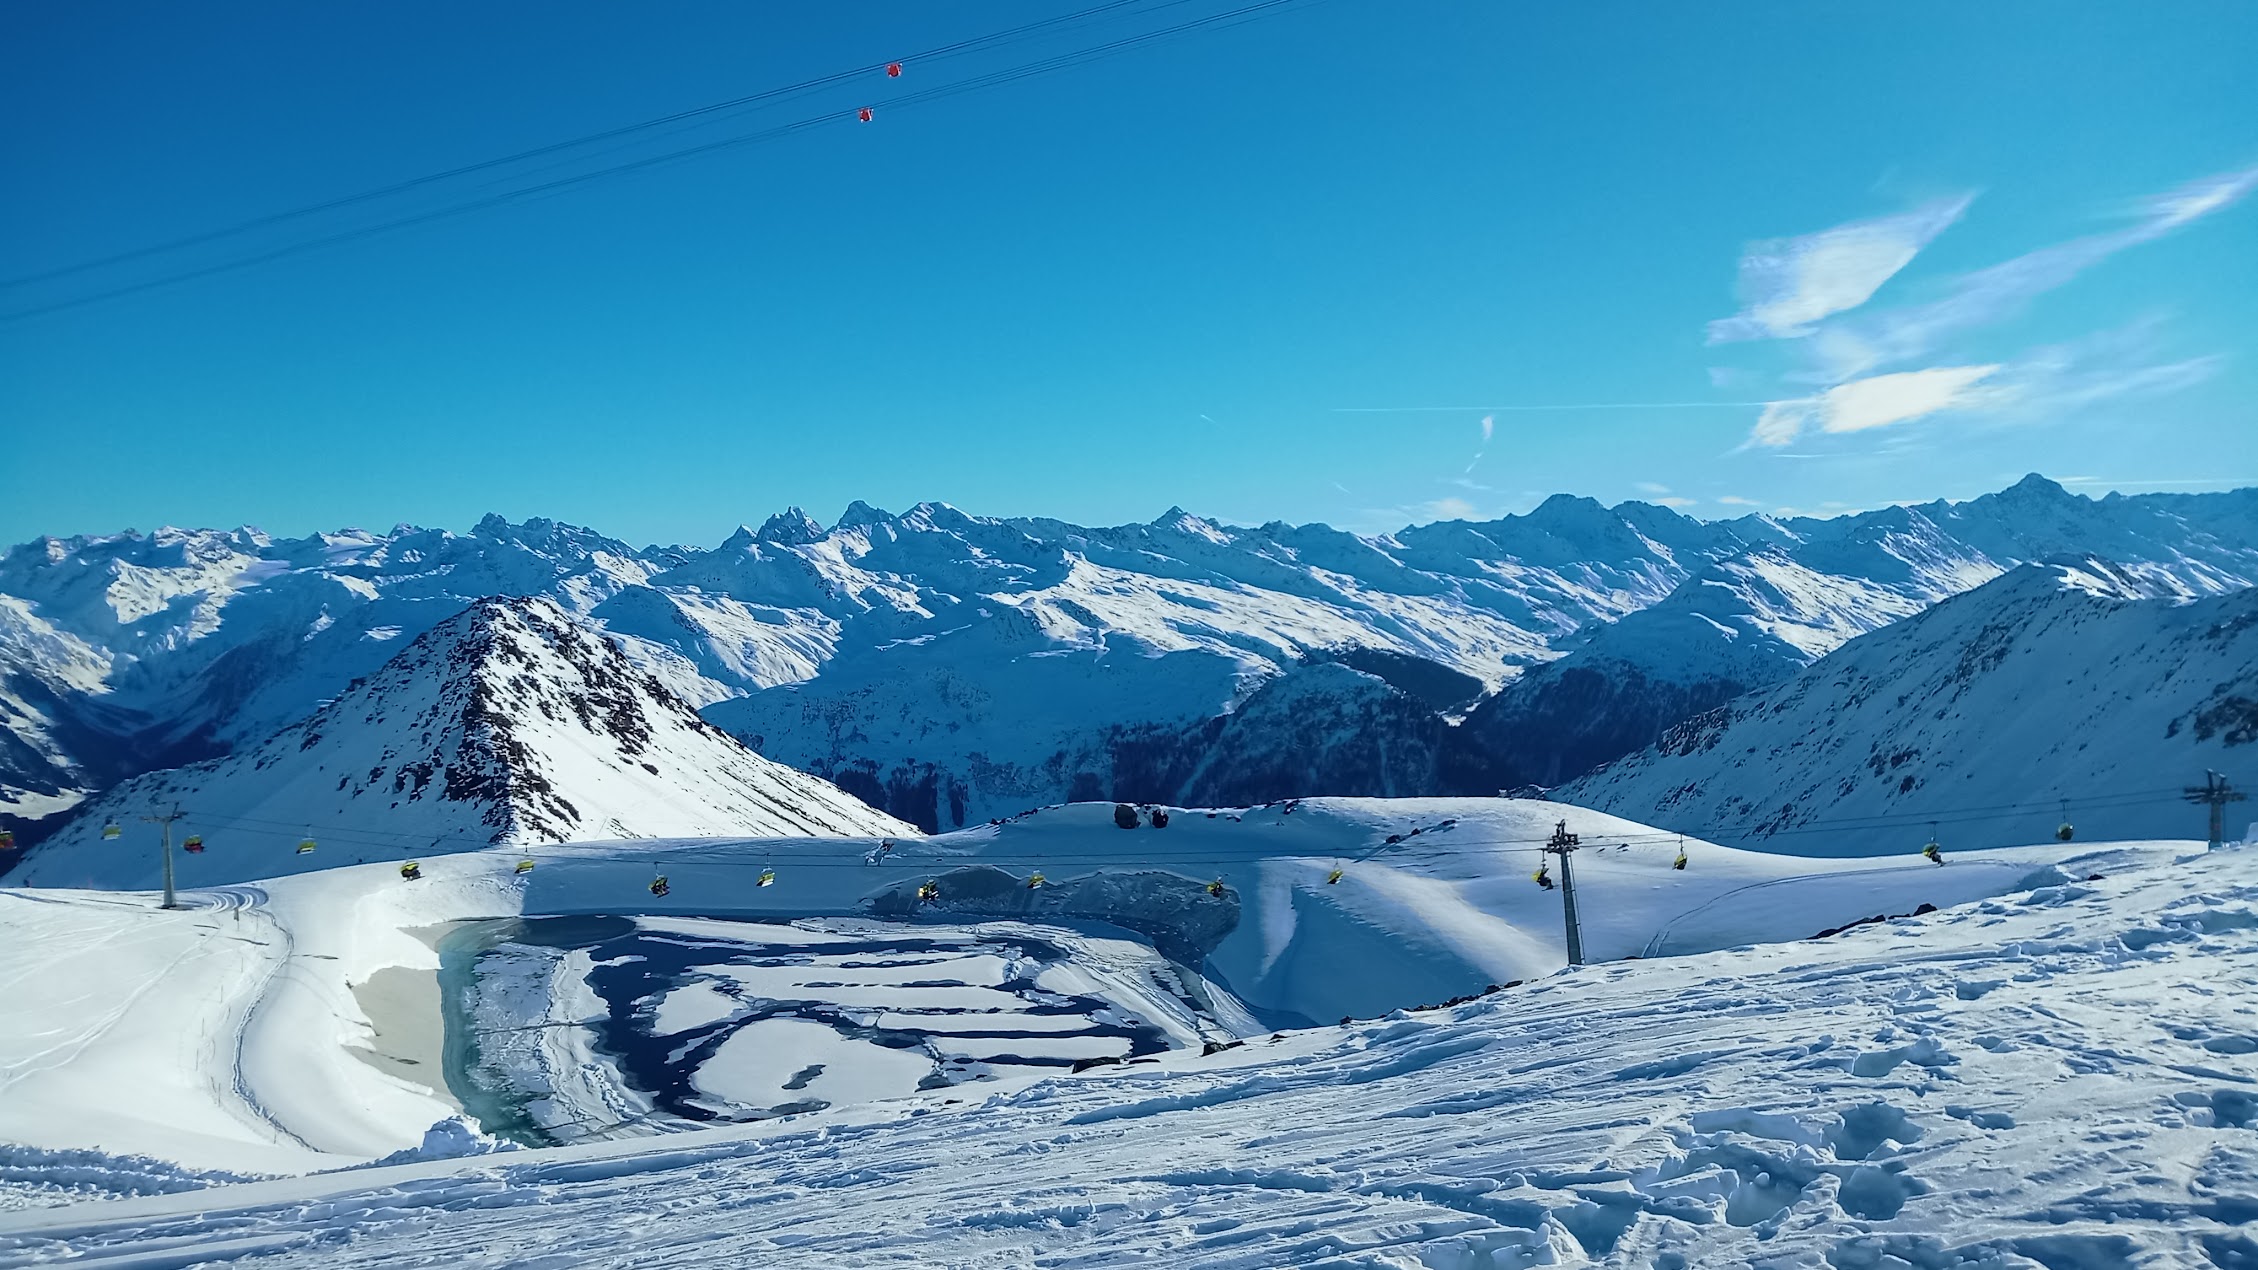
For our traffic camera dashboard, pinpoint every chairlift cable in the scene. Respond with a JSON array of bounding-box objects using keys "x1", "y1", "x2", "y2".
[
  {"x1": 0, "y1": 0, "x2": 1191, "y2": 292},
  {"x1": 1, "y1": 0, "x2": 1332, "y2": 322}
]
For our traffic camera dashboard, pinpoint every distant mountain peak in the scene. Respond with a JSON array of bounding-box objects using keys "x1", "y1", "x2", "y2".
[
  {"x1": 755, "y1": 508, "x2": 826, "y2": 546},
  {"x1": 2002, "y1": 472, "x2": 2076, "y2": 501},
  {"x1": 12, "y1": 595, "x2": 911, "y2": 886},
  {"x1": 1151, "y1": 507, "x2": 1229, "y2": 542},
  {"x1": 836, "y1": 500, "x2": 893, "y2": 530},
  {"x1": 1530, "y1": 493, "x2": 1608, "y2": 517}
]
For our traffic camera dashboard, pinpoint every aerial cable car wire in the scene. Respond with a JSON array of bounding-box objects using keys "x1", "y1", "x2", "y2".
[
  {"x1": 1, "y1": 0, "x2": 1329, "y2": 323},
  {"x1": 0, "y1": 0, "x2": 1188, "y2": 293}
]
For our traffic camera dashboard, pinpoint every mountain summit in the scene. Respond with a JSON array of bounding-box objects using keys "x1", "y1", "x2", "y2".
[
  {"x1": 14, "y1": 597, "x2": 910, "y2": 887},
  {"x1": 1556, "y1": 561, "x2": 2258, "y2": 851}
]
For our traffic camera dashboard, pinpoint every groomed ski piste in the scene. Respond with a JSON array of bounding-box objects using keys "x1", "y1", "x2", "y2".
[{"x1": 0, "y1": 797, "x2": 2241, "y2": 1266}]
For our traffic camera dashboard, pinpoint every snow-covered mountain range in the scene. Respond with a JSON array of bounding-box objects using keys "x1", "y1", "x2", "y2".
[
  {"x1": 12, "y1": 597, "x2": 911, "y2": 888},
  {"x1": 5, "y1": 476, "x2": 2255, "y2": 836},
  {"x1": 1558, "y1": 559, "x2": 2258, "y2": 853}
]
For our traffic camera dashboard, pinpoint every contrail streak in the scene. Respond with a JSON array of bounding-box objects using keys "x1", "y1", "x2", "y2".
[{"x1": 1333, "y1": 402, "x2": 1780, "y2": 413}]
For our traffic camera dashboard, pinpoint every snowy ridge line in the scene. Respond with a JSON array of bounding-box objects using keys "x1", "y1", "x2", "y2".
[
  {"x1": 12, "y1": 476, "x2": 2255, "y2": 835},
  {"x1": 13, "y1": 596, "x2": 916, "y2": 889},
  {"x1": 87, "y1": 777, "x2": 2195, "y2": 866},
  {"x1": 2, "y1": 842, "x2": 2253, "y2": 1265},
  {"x1": 1559, "y1": 561, "x2": 2258, "y2": 852}
]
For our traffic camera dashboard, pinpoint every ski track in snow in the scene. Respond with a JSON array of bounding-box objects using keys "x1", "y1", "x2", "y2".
[{"x1": 5, "y1": 845, "x2": 2257, "y2": 1266}]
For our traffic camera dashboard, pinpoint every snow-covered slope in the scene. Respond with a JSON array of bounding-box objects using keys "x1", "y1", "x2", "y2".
[
  {"x1": 6, "y1": 477, "x2": 2255, "y2": 829},
  {"x1": 9, "y1": 598, "x2": 910, "y2": 888},
  {"x1": 0, "y1": 795, "x2": 2182, "y2": 1183},
  {"x1": 0, "y1": 595, "x2": 113, "y2": 821},
  {"x1": 1557, "y1": 559, "x2": 2258, "y2": 853},
  {"x1": 1454, "y1": 477, "x2": 2258, "y2": 791},
  {"x1": 3, "y1": 833, "x2": 2248, "y2": 1265}
]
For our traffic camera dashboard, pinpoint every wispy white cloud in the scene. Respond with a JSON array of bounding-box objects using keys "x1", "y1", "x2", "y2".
[
  {"x1": 1744, "y1": 364, "x2": 2001, "y2": 447},
  {"x1": 1424, "y1": 497, "x2": 1478, "y2": 521},
  {"x1": 1732, "y1": 165, "x2": 2255, "y2": 450},
  {"x1": 1821, "y1": 364, "x2": 2002, "y2": 433},
  {"x1": 1748, "y1": 399, "x2": 1814, "y2": 448},
  {"x1": 1975, "y1": 319, "x2": 2224, "y2": 418},
  {"x1": 1631, "y1": 481, "x2": 1697, "y2": 506},
  {"x1": 1812, "y1": 166, "x2": 2258, "y2": 380},
  {"x1": 1708, "y1": 195, "x2": 1973, "y2": 343},
  {"x1": 2059, "y1": 476, "x2": 2258, "y2": 489},
  {"x1": 1463, "y1": 414, "x2": 1496, "y2": 475},
  {"x1": 1715, "y1": 495, "x2": 1760, "y2": 506}
]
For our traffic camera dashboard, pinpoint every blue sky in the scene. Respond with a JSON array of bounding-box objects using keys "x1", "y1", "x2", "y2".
[{"x1": 3, "y1": 0, "x2": 2253, "y2": 546}]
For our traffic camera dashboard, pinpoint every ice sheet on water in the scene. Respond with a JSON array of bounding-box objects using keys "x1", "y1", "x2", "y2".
[{"x1": 456, "y1": 915, "x2": 1196, "y2": 1141}]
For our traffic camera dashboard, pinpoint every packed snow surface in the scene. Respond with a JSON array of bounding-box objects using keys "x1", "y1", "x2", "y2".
[
  {"x1": 1, "y1": 830, "x2": 2250, "y2": 1265},
  {"x1": 0, "y1": 797, "x2": 2185, "y2": 1199}
]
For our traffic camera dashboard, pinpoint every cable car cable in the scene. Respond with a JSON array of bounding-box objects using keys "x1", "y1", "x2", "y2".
[
  {"x1": 0, "y1": 0, "x2": 1192, "y2": 292},
  {"x1": 1, "y1": 0, "x2": 1331, "y2": 322}
]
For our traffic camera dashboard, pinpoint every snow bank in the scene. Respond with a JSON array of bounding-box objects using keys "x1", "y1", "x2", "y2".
[
  {"x1": 0, "y1": 796, "x2": 2190, "y2": 1181},
  {"x1": 5, "y1": 833, "x2": 2253, "y2": 1266}
]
